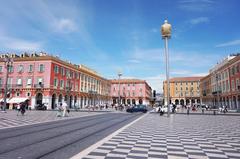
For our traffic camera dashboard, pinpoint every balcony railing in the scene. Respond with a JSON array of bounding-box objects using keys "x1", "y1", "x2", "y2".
[
  {"x1": 34, "y1": 84, "x2": 44, "y2": 88},
  {"x1": 65, "y1": 86, "x2": 72, "y2": 91}
]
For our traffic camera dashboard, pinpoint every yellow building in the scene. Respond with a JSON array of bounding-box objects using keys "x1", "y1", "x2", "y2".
[{"x1": 163, "y1": 77, "x2": 203, "y2": 105}]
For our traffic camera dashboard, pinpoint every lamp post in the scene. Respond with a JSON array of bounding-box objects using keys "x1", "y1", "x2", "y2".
[
  {"x1": 3, "y1": 56, "x2": 13, "y2": 112},
  {"x1": 118, "y1": 71, "x2": 122, "y2": 106},
  {"x1": 161, "y1": 20, "x2": 172, "y2": 117}
]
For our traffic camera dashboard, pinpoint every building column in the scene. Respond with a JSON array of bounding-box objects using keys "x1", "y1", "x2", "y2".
[{"x1": 31, "y1": 97, "x2": 36, "y2": 109}]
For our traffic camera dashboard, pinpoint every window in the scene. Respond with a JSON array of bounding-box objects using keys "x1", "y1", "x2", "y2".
[
  {"x1": 0, "y1": 66, "x2": 3, "y2": 72},
  {"x1": 231, "y1": 80, "x2": 235, "y2": 91},
  {"x1": 17, "y1": 78, "x2": 22, "y2": 85},
  {"x1": 18, "y1": 65, "x2": 24, "y2": 73},
  {"x1": 60, "y1": 80, "x2": 64, "y2": 88},
  {"x1": 16, "y1": 92, "x2": 20, "y2": 97},
  {"x1": 27, "y1": 78, "x2": 32, "y2": 85},
  {"x1": 39, "y1": 64, "x2": 45, "y2": 72},
  {"x1": 191, "y1": 82, "x2": 193, "y2": 85},
  {"x1": 186, "y1": 82, "x2": 188, "y2": 85},
  {"x1": 8, "y1": 65, "x2": 14, "y2": 73},
  {"x1": 0, "y1": 78, "x2": 2, "y2": 86},
  {"x1": 37, "y1": 78, "x2": 43, "y2": 85},
  {"x1": 28, "y1": 65, "x2": 33, "y2": 72},
  {"x1": 54, "y1": 65, "x2": 59, "y2": 74},
  {"x1": 54, "y1": 78, "x2": 58, "y2": 87},
  {"x1": 7, "y1": 78, "x2": 13, "y2": 85},
  {"x1": 27, "y1": 92, "x2": 31, "y2": 97}
]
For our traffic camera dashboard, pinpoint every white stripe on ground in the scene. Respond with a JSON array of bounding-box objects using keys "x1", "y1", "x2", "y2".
[{"x1": 70, "y1": 113, "x2": 148, "y2": 159}]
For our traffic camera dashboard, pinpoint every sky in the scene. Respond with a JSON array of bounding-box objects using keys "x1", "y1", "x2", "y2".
[{"x1": 0, "y1": 0, "x2": 239, "y2": 93}]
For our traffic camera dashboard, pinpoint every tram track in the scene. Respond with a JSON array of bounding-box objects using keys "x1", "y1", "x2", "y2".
[{"x1": 0, "y1": 113, "x2": 139, "y2": 157}]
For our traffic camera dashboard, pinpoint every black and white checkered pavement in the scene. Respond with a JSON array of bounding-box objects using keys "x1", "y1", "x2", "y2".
[
  {"x1": 83, "y1": 114, "x2": 240, "y2": 159},
  {"x1": 0, "y1": 110, "x2": 106, "y2": 129}
]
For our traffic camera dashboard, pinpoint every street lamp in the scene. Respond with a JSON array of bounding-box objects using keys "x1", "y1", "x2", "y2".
[
  {"x1": 3, "y1": 56, "x2": 13, "y2": 112},
  {"x1": 161, "y1": 20, "x2": 172, "y2": 117},
  {"x1": 118, "y1": 71, "x2": 122, "y2": 106}
]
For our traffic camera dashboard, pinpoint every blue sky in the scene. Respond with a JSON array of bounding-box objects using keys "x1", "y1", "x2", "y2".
[{"x1": 0, "y1": 0, "x2": 240, "y2": 92}]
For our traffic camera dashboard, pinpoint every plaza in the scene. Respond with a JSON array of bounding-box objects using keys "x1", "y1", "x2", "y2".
[{"x1": 82, "y1": 113, "x2": 240, "y2": 159}]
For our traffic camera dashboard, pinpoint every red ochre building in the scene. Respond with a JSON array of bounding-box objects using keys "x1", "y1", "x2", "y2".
[
  {"x1": 110, "y1": 79, "x2": 152, "y2": 105},
  {"x1": 0, "y1": 52, "x2": 111, "y2": 110},
  {"x1": 200, "y1": 54, "x2": 240, "y2": 110}
]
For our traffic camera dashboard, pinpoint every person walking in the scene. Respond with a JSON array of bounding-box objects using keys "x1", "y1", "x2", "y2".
[
  {"x1": 62, "y1": 102, "x2": 67, "y2": 117},
  {"x1": 57, "y1": 103, "x2": 63, "y2": 117},
  {"x1": 16, "y1": 103, "x2": 21, "y2": 116},
  {"x1": 19, "y1": 102, "x2": 26, "y2": 116}
]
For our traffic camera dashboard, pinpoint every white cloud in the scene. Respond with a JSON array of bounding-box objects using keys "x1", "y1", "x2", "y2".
[
  {"x1": 216, "y1": 39, "x2": 240, "y2": 47},
  {"x1": 178, "y1": 0, "x2": 215, "y2": 12},
  {"x1": 190, "y1": 17, "x2": 209, "y2": 25},
  {"x1": 191, "y1": 72, "x2": 208, "y2": 76},
  {"x1": 171, "y1": 70, "x2": 192, "y2": 75},
  {"x1": 127, "y1": 59, "x2": 141, "y2": 63},
  {"x1": 0, "y1": 36, "x2": 42, "y2": 51},
  {"x1": 151, "y1": 28, "x2": 158, "y2": 33},
  {"x1": 54, "y1": 18, "x2": 78, "y2": 33}
]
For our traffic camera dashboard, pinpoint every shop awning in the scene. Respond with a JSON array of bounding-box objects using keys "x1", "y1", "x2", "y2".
[{"x1": 7, "y1": 97, "x2": 29, "y2": 104}]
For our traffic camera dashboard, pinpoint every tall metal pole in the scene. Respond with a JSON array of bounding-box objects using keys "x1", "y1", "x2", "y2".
[
  {"x1": 164, "y1": 37, "x2": 170, "y2": 117},
  {"x1": 161, "y1": 20, "x2": 171, "y2": 117}
]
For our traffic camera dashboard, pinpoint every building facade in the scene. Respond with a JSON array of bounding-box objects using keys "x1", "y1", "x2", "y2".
[
  {"x1": 110, "y1": 79, "x2": 152, "y2": 105},
  {"x1": 163, "y1": 77, "x2": 203, "y2": 105},
  {"x1": 0, "y1": 53, "x2": 111, "y2": 109},
  {"x1": 200, "y1": 54, "x2": 240, "y2": 110}
]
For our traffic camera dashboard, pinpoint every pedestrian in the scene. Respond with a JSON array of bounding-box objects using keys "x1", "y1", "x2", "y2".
[
  {"x1": 19, "y1": 102, "x2": 26, "y2": 116},
  {"x1": 62, "y1": 102, "x2": 67, "y2": 117},
  {"x1": 16, "y1": 103, "x2": 21, "y2": 116},
  {"x1": 57, "y1": 103, "x2": 63, "y2": 117}
]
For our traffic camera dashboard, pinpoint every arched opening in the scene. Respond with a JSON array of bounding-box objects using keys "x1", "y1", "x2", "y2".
[
  {"x1": 139, "y1": 99, "x2": 143, "y2": 105},
  {"x1": 175, "y1": 99, "x2": 179, "y2": 105},
  {"x1": 113, "y1": 98, "x2": 117, "y2": 104},
  {"x1": 36, "y1": 93, "x2": 43, "y2": 105},
  {"x1": 191, "y1": 99, "x2": 195, "y2": 104},
  {"x1": 186, "y1": 99, "x2": 190, "y2": 105},
  {"x1": 180, "y1": 99, "x2": 184, "y2": 106},
  {"x1": 74, "y1": 96, "x2": 77, "y2": 108},
  {"x1": 70, "y1": 95, "x2": 73, "y2": 108},
  {"x1": 127, "y1": 99, "x2": 131, "y2": 105},
  {"x1": 122, "y1": 98, "x2": 126, "y2": 105},
  {"x1": 238, "y1": 95, "x2": 240, "y2": 109},
  {"x1": 64, "y1": 95, "x2": 68, "y2": 102},
  {"x1": 51, "y1": 94, "x2": 56, "y2": 109},
  {"x1": 197, "y1": 99, "x2": 200, "y2": 103},
  {"x1": 226, "y1": 97, "x2": 229, "y2": 107},
  {"x1": 233, "y1": 96, "x2": 237, "y2": 109},
  {"x1": 132, "y1": 99, "x2": 136, "y2": 105},
  {"x1": 58, "y1": 94, "x2": 63, "y2": 104}
]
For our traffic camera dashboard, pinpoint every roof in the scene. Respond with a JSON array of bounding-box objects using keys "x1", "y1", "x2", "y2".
[{"x1": 165, "y1": 77, "x2": 204, "y2": 82}]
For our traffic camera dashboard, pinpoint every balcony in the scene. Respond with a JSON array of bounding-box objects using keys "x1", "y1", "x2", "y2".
[
  {"x1": 65, "y1": 86, "x2": 72, "y2": 91},
  {"x1": 34, "y1": 84, "x2": 44, "y2": 89}
]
